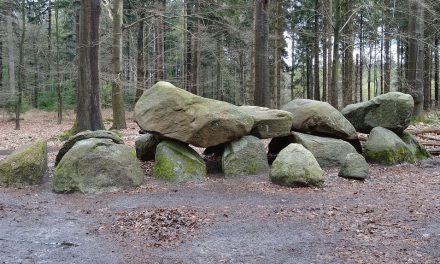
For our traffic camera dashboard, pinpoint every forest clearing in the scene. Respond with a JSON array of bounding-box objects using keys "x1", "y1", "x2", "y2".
[{"x1": 0, "y1": 109, "x2": 439, "y2": 263}]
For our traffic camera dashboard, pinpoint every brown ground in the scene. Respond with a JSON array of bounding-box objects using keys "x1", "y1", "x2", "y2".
[{"x1": 0, "y1": 110, "x2": 439, "y2": 264}]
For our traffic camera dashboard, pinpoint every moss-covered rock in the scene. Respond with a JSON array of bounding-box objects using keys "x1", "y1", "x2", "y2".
[
  {"x1": 135, "y1": 133, "x2": 161, "y2": 161},
  {"x1": 270, "y1": 143, "x2": 323, "y2": 187},
  {"x1": 364, "y1": 127, "x2": 414, "y2": 165},
  {"x1": 55, "y1": 130, "x2": 123, "y2": 166},
  {"x1": 338, "y1": 153, "x2": 369, "y2": 180},
  {"x1": 134, "y1": 81, "x2": 254, "y2": 147},
  {"x1": 400, "y1": 132, "x2": 431, "y2": 160},
  {"x1": 0, "y1": 139, "x2": 47, "y2": 187},
  {"x1": 53, "y1": 138, "x2": 144, "y2": 194},
  {"x1": 341, "y1": 92, "x2": 414, "y2": 134},
  {"x1": 154, "y1": 140, "x2": 206, "y2": 182},
  {"x1": 222, "y1": 136, "x2": 269, "y2": 177}
]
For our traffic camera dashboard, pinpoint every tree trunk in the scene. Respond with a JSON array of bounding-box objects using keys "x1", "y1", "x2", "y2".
[
  {"x1": 329, "y1": 0, "x2": 340, "y2": 108},
  {"x1": 435, "y1": 36, "x2": 439, "y2": 107},
  {"x1": 384, "y1": 0, "x2": 391, "y2": 93},
  {"x1": 6, "y1": 14, "x2": 15, "y2": 97},
  {"x1": 190, "y1": 0, "x2": 200, "y2": 95},
  {"x1": 423, "y1": 41, "x2": 432, "y2": 110},
  {"x1": 55, "y1": 0, "x2": 63, "y2": 124},
  {"x1": 135, "y1": 11, "x2": 145, "y2": 102},
  {"x1": 74, "y1": 0, "x2": 104, "y2": 132},
  {"x1": 273, "y1": 0, "x2": 282, "y2": 108},
  {"x1": 111, "y1": 0, "x2": 126, "y2": 129},
  {"x1": 355, "y1": 54, "x2": 359, "y2": 102},
  {"x1": 290, "y1": 26, "x2": 295, "y2": 100},
  {"x1": 341, "y1": 0, "x2": 353, "y2": 107},
  {"x1": 185, "y1": 0, "x2": 193, "y2": 92},
  {"x1": 254, "y1": 0, "x2": 270, "y2": 107},
  {"x1": 406, "y1": 1, "x2": 424, "y2": 117},
  {"x1": 15, "y1": 0, "x2": 26, "y2": 130},
  {"x1": 368, "y1": 41, "x2": 372, "y2": 100},
  {"x1": 155, "y1": 0, "x2": 166, "y2": 83},
  {"x1": 313, "y1": 0, "x2": 320, "y2": 101},
  {"x1": 359, "y1": 12, "x2": 364, "y2": 102},
  {"x1": 0, "y1": 37, "x2": 3, "y2": 91}
]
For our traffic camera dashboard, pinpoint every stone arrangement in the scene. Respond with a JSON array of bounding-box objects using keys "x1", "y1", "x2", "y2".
[{"x1": 0, "y1": 82, "x2": 431, "y2": 193}]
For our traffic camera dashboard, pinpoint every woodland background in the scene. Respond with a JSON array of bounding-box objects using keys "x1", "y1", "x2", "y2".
[{"x1": 0, "y1": 0, "x2": 439, "y2": 130}]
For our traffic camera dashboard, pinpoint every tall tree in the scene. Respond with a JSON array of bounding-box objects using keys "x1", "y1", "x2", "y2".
[
  {"x1": 406, "y1": 0, "x2": 424, "y2": 117},
  {"x1": 15, "y1": 0, "x2": 26, "y2": 130},
  {"x1": 111, "y1": 0, "x2": 127, "y2": 129},
  {"x1": 341, "y1": 0, "x2": 353, "y2": 107},
  {"x1": 254, "y1": 0, "x2": 270, "y2": 107},
  {"x1": 329, "y1": 0, "x2": 340, "y2": 108},
  {"x1": 74, "y1": 0, "x2": 104, "y2": 132},
  {"x1": 155, "y1": 0, "x2": 166, "y2": 82},
  {"x1": 55, "y1": 0, "x2": 62, "y2": 124},
  {"x1": 435, "y1": 35, "x2": 439, "y2": 106},
  {"x1": 313, "y1": 0, "x2": 320, "y2": 101},
  {"x1": 6, "y1": 10, "x2": 15, "y2": 98}
]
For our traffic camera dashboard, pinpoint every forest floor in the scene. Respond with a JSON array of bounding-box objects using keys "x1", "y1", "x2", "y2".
[{"x1": 0, "y1": 109, "x2": 440, "y2": 264}]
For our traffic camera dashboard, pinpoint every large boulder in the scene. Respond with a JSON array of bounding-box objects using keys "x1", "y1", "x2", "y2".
[
  {"x1": 53, "y1": 138, "x2": 144, "y2": 194},
  {"x1": 338, "y1": 153, "x2": 369, "y2": 180},
  {"x1": 222, "y1": 136, "x2": 269, "y2": 177},
  {"x1": 281, "y1": 99, "x2": 359, "y2": 143},
  {"x1": 154, "y1": 140, "x2": 207, "y2": 182},
  {"x1": 55, "y1": 130, "x2": 123, "y2": 166},
  {"x1": 135, "y1": 133, "x2": 160, "y2": 161},
  {"x1": 238, "y1": 106, "x2": 293, "y2": 139},
  {"x1": 401, "y1": 132, "x2": 431, "y2": 160},
  {"x1": 364, "y1": 127, "x2": 414, "y2": 165},
  {"x1": 0, "y1": 139, "x2": 47, "y2": 187},
  {"x1": 269, "y1": 132, "x2": 358, "y2": 167},
  {"x1": 134, "y1": 81, "x2": 254, "y2": 147},
  {"x1": 270, "y1": 144, "x2": 323, "y2": 187},
  {"x1": 341, "y1": 92, "x2": 414, "y2": 134}
]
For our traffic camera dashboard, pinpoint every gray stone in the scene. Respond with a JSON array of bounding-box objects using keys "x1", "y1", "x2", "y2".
[
  {"x1": 0, "y1": 139, "x2": 47, "y2": 187},
  {"x1": 270, "y1": 143, "x2": 323, "y2": 187},
  {"x1": 154, "y1": 140, "x2": 207, "y2": 182},
  {"x1": 55, "y1": 130, "x2": 123, "y2": 166},
  {"x1": 341, "y1": 92, "x2": 414, "y2": 134},
  {"x1": 364, "y1": 127, "x2": 413, "y2": 165},
  {"x1": 135, "y1": 133, "x2": 160, "y2": 161},
  {"x1": 292, "y1": 132, "x2": 358, "y2": 167},
  {"x1": 134, "y1": 81, "x2": 254, "y2": 147},
  {"x1": 53, "y1": 138, "x2": 144, "y2": 194},
  {"x1": 222, "y1": 136, "x2": 269, "y2": 177},
  {"x1": 281, "y1": 99, "x2": 358, "y2": 142},
  {"x1": 238, "y1": 106, "x2": 293, "y2": 139},
  {"x1": 401, "y1": 132, "x2": 431, "y2": 161},
  {"x1": 338, "y1": 153, "x2": 369, "y2": 180}
]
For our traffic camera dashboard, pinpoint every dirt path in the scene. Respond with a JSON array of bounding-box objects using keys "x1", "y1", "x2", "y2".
[{"x1": 1, "y1": 111, "x2": 440, "y2": 263}]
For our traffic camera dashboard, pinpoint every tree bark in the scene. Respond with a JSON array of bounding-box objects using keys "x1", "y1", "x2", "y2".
[
  {"x1": 74, "y1": 0, "x2": 104, "y2": 132},
  {"x1": 111, "y1": 0, "x2": 127, "y2": 129},
  {"x1": 423, "y1": 41, "x2": 432, "y2": 110},
  {"x1": 384, "y1": 0, "x2": 391, "y2": 93},
  {"x1": 254, "y1": 0, "x2": 270, "y2": 107},
  {"x1": 6, "y1": 14, "x2": 15, "y2": 97},
  {"x1": 406, "y1": 1, "x2": 425, "y2": 117},
  {"x1": 435, "y1": 36, "x2": 439, "y2": 107},
  {"x1": 190, "y1": 0, "x2": 200, "y2": 95},
  {"x1": 313, "y1": 0, "x2": 320, "y2": 101},
  {"x1": 135, "y1": 11, "x2": 145, "y2": 102},
  {"x1": 16, "y1": 0, "x2": 26, "y2": 130},
  {"x1": 55, "y1": 0, "x2": 63, "y2": 124},
  {"x1": 359, "y1": 12, "x2": 364, "y2": 102},
  {"x1": 185, "y1": 0, "x2": 193, "y2": 92},
  {"x1": 329, "y1": 0, "x2": 340, "y2": 108},
  {"x1": 155, "y1": 0, "x2": 166, "y2": 83},
  {"x1": 341, "y1": 0, "x2": 353, "y2": 107}
]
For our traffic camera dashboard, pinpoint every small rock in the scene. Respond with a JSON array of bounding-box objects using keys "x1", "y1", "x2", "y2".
[
  {"x1": 135, "y1": 133, "x2": 160, "y2": 161},
  {"x1": 338, "y1": 153, "x2": 369, "y2": 180}
]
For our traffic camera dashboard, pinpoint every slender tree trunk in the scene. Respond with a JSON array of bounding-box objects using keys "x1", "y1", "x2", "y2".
[
  {"x1": 326, "y1": 0, "x2": 333, "y2": 102},
  {"x1": 313, "y1": 0, "x2": 320, "y2": 101},
  {"x1": 384, "y1": 0, "x2": 391, "y2": 93},
  {"x1": 322, "y1": 0, "x2": 329, "y2": 102},
  {"x1": 0, "y1": 38, "x2": 3, "y2": 91},
  {"x1": 359, "y1": 12, "x2": 364, "y2": 102},
  {"x1": 307, "y1": 49, "x2": 313, "y2": 99},
  {"x1": 435, "y1": 36, "x2": 439, "y2": 106},
  {"x1": 290, "y1": 27, "x2": 295, "y2": 100},
  {"x1": 75, "y1": 0, "x2": 104, "y2": 132},
  {"x1": 6, "y1": 14, "x2": 15, "y2": 97},
  {"x1": 329, "y1": 0, "x2": 340, "y2": 108},
  {"x1": 16, "y1": 0, "x2": 26, "y2": 130},
  {"x1": 397, "y1": 35, "x2": 402, "y2": 91},
  {"x1": 55, "y1": 1, "x2": 63, "y2": 124},
  {"x1": 341, "y1": 0, "x2": 353, "y2": 107},
  {"x1": 406, "y1": 1, "x2": 425, "y2": 117},
  {"x1": 190, "y1": 0, "x2": 200, "y2": 95},
  {"x1": 135, "y1": 11, "x2": 145, "y2": 102},
  {"x1": 216, "y1": 38, "x2": 222, "y2": 100},
  {"x1": 273, "y1": 0, "x2": 282, "y2": 108},
  {"x1": 33, "y1": 40, "x2": 39, "y2": 108},
  {"x1": 155, "y1": 0, "x2": 166, "y2": 82},
  {"x1": 185, "y1": 0, "x2": 193, "y2": 92},
  {"x1": 368, "y1": 41, "x2": 372, "y2": 100},
  {"x1": 254, "y1": 0, "x2": 270, "y2": 107},
  {"x1": 111, "y1": 0, "x2": 126, "y2": 129},
  {"x1": 355, "y1": 54, "x2": 359, "y2": 102},
  {"x1": 423, "y1": 41, "x2": 432, "y2": 110}
]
